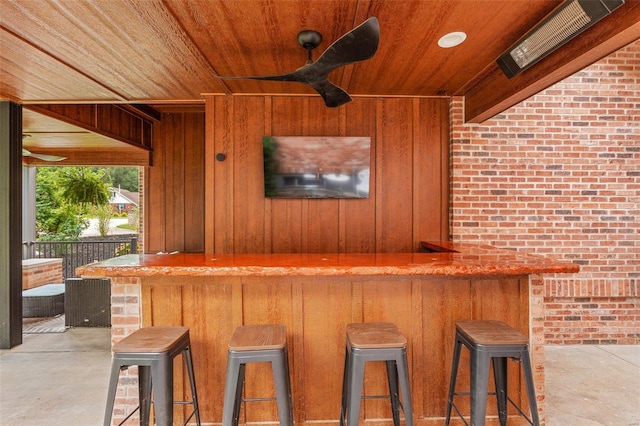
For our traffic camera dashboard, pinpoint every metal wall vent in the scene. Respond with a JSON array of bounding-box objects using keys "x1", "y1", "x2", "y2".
[{"x1": 497, "y1": 0, "x2": 625, "y2": 78}]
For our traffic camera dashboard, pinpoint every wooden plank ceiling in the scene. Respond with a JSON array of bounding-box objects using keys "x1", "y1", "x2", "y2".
[{"x1": 1, "y1": 0, "x2": 639, "y2": 162}]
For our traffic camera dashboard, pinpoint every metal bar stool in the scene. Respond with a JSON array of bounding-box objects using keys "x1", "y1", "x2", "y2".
[
  {"x1": 104, "y1": 326, "x2": 201, "y2": 426},
  {"x1": 340, "y1": 322, "x2": 414, "y2": 426},
  {"x1": 445, "y1": 320, "x2": 539, "y2": 426},
  {"x1": 222, "y1": 324, "x2": 293, "y2": 426}
]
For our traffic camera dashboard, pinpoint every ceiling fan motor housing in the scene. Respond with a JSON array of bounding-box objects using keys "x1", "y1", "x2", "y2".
[{"x1": 297, "y1": 30, "x2": 322, "y2": 50}]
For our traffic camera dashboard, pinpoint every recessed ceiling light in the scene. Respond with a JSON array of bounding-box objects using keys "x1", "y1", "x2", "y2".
[{"x1": 438, "y1": 32, "x2": 467, "y2": 48}]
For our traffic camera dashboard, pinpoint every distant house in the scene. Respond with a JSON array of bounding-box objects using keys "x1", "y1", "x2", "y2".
[{"x1": 109, "y1": 187, "x2": 138, "y2": 214}]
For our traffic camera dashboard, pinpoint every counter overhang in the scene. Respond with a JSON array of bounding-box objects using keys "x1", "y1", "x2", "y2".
[{"x1": 76, "y1": 242, "x2": 579, "y2": 278}]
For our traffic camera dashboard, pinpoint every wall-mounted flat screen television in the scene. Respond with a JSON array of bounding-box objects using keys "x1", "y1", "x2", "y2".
[{"x1": 263, "y1": 136, "x2": 371, "y2": 199}]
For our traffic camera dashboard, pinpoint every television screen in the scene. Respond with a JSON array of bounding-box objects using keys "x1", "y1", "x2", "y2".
[{"x1": 263, "y1": 136, "x2": 371, "y2": 199}]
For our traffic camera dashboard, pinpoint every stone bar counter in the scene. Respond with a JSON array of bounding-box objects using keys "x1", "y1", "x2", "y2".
[{"x1": 78, "y1": 242, "x2": 578, "y2": 426}]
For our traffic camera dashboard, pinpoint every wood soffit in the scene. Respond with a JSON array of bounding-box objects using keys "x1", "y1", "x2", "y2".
[{"x1": 2, "y1": 0, "x2": 639, "y2": 159}]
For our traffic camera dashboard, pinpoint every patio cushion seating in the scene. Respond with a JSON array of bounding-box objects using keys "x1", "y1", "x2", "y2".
[{"x1": 22, "y1": 283, "x2": 65, "y2": 318}]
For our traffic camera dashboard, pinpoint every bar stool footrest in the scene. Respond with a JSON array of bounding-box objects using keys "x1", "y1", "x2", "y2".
[{"x1": 243, "y1": 397, "x2": 278, "y2": 402}]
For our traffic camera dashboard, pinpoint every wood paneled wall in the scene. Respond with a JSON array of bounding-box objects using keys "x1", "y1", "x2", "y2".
[
  {"x1": 145, "y1": 96, "x2": 449, "y2": 254},
  {"x1": 204, "y1": 96, "x2": 449, "y2": 254},
  {"x1": 145, "y1": 109, "x2": 205, "y2": 253}
]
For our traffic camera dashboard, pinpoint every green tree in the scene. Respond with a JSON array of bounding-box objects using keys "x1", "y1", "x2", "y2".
[
  {"x1": 102, "y1": 166, "x2": 139, "y2": 192},
  {"x1": 35, "y1": 167, "x2": 111, "y2": 241},
  {"x1": 35, "y1": 168, "x2": 87, "y2": 241}
]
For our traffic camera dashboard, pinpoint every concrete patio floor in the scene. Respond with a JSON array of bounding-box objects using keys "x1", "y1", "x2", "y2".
[{"x1": 1, "y1": 326, "x2": 638, "y2": 425}]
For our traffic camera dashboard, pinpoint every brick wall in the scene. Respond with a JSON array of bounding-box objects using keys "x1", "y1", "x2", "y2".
[
  {"x1": 21, "y1": 258, "x2": 63, "y2": 290},
  {"x1": 451, "y1": 40, "x2": 639, "y2": 344},
  {"x1": 108, "y1": 166, "x2": 143, "y2": 423},
  {"x1": 109, "y1": 276, "x2": 142, "y2": 424}
]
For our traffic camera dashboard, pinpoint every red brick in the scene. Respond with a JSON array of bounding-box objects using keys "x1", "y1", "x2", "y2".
[{"x1": 451, "y1": 40, "x2": 640, "y2": 345}]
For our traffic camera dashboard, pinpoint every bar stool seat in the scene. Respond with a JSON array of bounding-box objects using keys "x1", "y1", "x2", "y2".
[
  {"x1": 222, "y1": 324, "x2": 293, "y2": 426},
  {"x1": 340, "y1": 322, "x2": 413, "y2": 426},
  {"x1": 445, "y1": 320, "x2": 539, "y2": 426},
  {"x1": 104, "y1": 326, "x2": 201, "y2": 426}
]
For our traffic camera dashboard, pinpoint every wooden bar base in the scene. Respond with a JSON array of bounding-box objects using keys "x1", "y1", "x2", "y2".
[{"x1": 78, "y1": 242, "x2": 577, "y2": 425}]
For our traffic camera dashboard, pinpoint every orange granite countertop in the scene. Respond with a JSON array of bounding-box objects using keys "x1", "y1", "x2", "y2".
[{"x1": 76, "y1": 241, "x2": 578, "y2": 278}]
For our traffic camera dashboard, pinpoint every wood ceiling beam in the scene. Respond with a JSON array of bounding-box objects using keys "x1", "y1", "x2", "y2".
[
  {"x1": 462, "y1": 1, "x2": 640, "y2": 123},
  {"x1": 24, "y1": 104, "x2": 157, "y2": 150}
]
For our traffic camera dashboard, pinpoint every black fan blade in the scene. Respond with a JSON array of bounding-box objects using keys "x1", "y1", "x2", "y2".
[
  {"x1": 217, "y1": 17, "x2": 379, "y2": 107},
  {"x1": 311, "y1": 16, "x2": 379, "y2": 75},
  {"x1": 309, "y1": 79, "x2": 352, "y2": 108},
  {"x1": 219, "y1": 73, "x2": 351, "y2": 108}
]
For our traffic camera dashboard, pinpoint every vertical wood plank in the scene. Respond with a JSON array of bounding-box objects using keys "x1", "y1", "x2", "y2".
[
  {"x1": 338, "y1": 106, "x2": 348, "y2": 252},
  {"x1": 233, "y1": 97, "x2": 267, "y2": 253},
  {"x1": 291, "y1": 280, "x2": 305, "y2": 424},
  {"x1": 301, "y1": 278, "x2": 354, "y2": 421},
  {"x1": 306, "y1": 200, "x2": 339, "y2": 252},
  {"x1": 213, "y1": 96, "x2": 235, "y2": 253},
  {"x1": 439, "y1": 98, "x2": 451, "y2": 240},
  {"x1": 375, "y1": 99, "x2": 414, "y2": 252},
  {"x1": 141, "y1": 282, "x2": 152, "y2": 327},
  {"x1": 306, "y1": 100, "x2": 341, "y2": 252},
  {"x1": 183, "y1": 111, "x2": 205, "y2": 252},
  {"x1": 422, "y1": 279, "x2": 472, "y2": 417},
  {"x1": 344, "y1": 99, "x2": 377, "y2": 253},
  {"x1": 204, "y1": 97, "x2": 216, "y2": 253},
  {"x1": 270, "y1": 97, "x2": 306, "y2": 253},
  {"x1": 165, "y1": 113, "x2": 186, "y2": 251},
  {"x1": 410, "y1": 279, "x2": 424, "y2": 416},
  {"x1": 414, "y1": 98, "x2": 447, "y2": 247},
  {"x1": 145, "y1": 111, "x2": 167, "y2": 252}
]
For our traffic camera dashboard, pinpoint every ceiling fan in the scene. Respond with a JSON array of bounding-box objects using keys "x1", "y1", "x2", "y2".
[
  {"x1": 22, "y1": 148, "x2": 67, "y2": 162},
  {"x1": 217, "y1": 17, "x2": 380, "y2": 108},
  {"x1": 21, "y1": 136, "x2": 66, "y2": 162}
]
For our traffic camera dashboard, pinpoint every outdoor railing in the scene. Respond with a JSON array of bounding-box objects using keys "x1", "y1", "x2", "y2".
[{"x1": 23, "y1": 237, "x2": 138, "y2": 280}]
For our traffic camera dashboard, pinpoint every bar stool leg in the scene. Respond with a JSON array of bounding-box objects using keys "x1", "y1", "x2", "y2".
[
  {"x1": 271, "y1": 350, "x2": 294, "y2": 426},
  {"x1": 104, "y1": 363, "x2": 122, "y2": 426},
  {"x1": 340, "y1": 348, "x2": 350, "y2": 426},
  {"x1": 385, "y1": 360, "x2": 401, "y2": 426},
  {"x1": 138, "y1": 365, "x2": 152, "y2": 426},
  {"x1": 184, "y1": 346, "x2": 201, "y2": 425},
  {"x1": 444, "y1": 338, "x2": 462, "y2": 426},
  {"x1": 234, "y1": 364, "x2": 246, "y2": 426},
  {"x1": 151, "y1": 356, "x2": 173, "y2": 426},
  {"x1": 520, "y1": 351, "x2": 540, "y2": 426},
  {"x1": 470, "y1": 350, "x2": 491, "y2": 426},
  {"x1": 346, "y1": 353, "x2": 365, "y2": 426},
  {"x1": 492, "y1": 357, "x2": 508, "y2": 426},
  {"x1": 222, "y1": 357, "x2": 243, "y2": 426},
  {"x1": 395, "y1": 351, "x2": 414, "y2": 426}
]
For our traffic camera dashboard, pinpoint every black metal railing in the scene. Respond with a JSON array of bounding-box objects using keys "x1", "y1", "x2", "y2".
[{"x1": 23, "y1": 237, "x2": 138, "y2": 280}]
